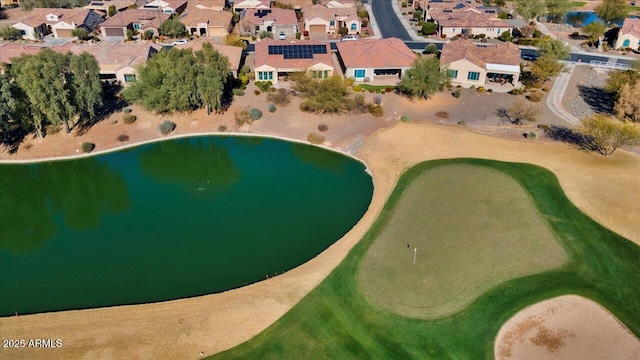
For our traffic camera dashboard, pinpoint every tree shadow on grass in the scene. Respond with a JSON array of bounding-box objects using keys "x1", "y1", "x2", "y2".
[
  {"x1": 577, "y1": 85, "x2": 614, "y2": 115},
  {"x1": 546, "y1": 125, "x2": 605, "y2": 155}
]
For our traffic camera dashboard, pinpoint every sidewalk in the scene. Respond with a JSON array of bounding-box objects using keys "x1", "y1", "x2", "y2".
[{"x1": 546, "y1": 63, "x2": 580, "y2": 126}]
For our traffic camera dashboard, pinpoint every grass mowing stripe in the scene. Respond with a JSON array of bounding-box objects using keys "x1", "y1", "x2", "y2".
[{"x1": 212, "y1": 159, "x2": 640, "y2": 359}]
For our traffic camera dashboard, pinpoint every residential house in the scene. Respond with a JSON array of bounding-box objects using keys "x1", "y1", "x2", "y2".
[
  {"x1": 179, "y1": 8, "x2": 233, "y2": 37},
  {"x1": 61, "y1": 41, "x2": 160, "y2": 85},
  {"x1": 141, "y1": 0, "x2": 188, "y2": 15},
  {"x1": 240, "y1": 8, "x2": 298, "y2": 38},
  {"x1": 336, "y1": 37, "x2": 416, "y2": 83},
  {"x1": 440, "y1": 38, "x2": 521, "y2": 87},
  {"x1": 273, "y1": 0, "x2": 312, "y2": 10},
  {"x1": 0, "y1": 43, "x2": 44, "y2": 65},
  {"x1": 190, "y1": 0, "x2": 228, "y2": 11},
  {"x1": 1, "y1": 0, "x2": 20, "y2": 7},
  {"x1": 254, "y1": 38, "x2": 334, "y2": 83},
  {"x1": 84, "y1": 0, "x2": 136, "y2": 15},
  {"x1": 615, "y1": 18, "x2": 640, "y2": 50},
  {"x1": 303, "y1": 4, "x2": 360, "y2": 35},
  {"x1": 232, "y1": 0, "x2": 270, "y2": 13},
  {"x1": 419, "y1": 0, "x2": 512, "y2": 38},
  {"x1": 173, "y1": 39, "x2": 244, "y2": 76},
  {"x1": 13, "y1": 8, "x2": 103, "y2": 39},
  {"x1": 318, "y1": 0, "x2": 355, "y2": 8},
  {"x1": 100, "y1": 9, "x2": 169, "y2": 38}
]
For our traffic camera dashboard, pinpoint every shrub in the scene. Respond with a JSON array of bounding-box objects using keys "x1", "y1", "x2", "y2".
[
  {"x1": 526, "y1": 131, "x2": 539, "y2": 139},
  {"x1": 240, "y1": 65, "x2": 250, "y2": 75},
  {"x1": 453, "y1": 90, "x2": 461, "y2": 98},
  {"x1": 477, "y1": 86, "x2": 486, "y2": 93},
  {"x1": 373, "y1": 95, "x2": 382, "y2": 105},
  {"x1": 422, "y1": 23, "x2": 437, "y2": 36},
  {"x1": 117, "y1": 134, "x2": 129, "y2": 142},
  {"x1": 338, "y1": 27, "x2": 348, "y2": 36},
  {"x1": 457, "y1": 121, "x2": 467, "y2": 126},
  {"x1": 537, "y1": 124, "x2": 551, "y2": 132},
  {"x1": 123, "y1": 107, "x2": 132, "y2": 114},
  {"x1": 268, "y1": 103, "x2": 277, "y2": 113},
  {"x1": 81, "y1": 142, "x2": 95, "y2": 153},
  {"x1": 249, "y1": 108, "x2": 263, "y2": 120},
  {"x1": 318, "y1": 124, "x2": 328, "y2": 132},
  {"x1": 122, "y1": 114, "x2": 136, "y2": 124},
  {"x1": 423, "y1": 43, "x2": 438, "y2": 54},
  {"x1": 487, "y1": 88, "x2": 493, "y2": 93},
  {"x1": 233, "y1": 89, "x2": 245, "y2": 96},
  {"x1": 499, "y1": 31, "x2": 512, "y2": 42},
  {"x1": 526, "y1": 91, "x2": 543, "y2": 102},
  {"x1": 510, "y1": 87, "x2": 524, "y2": 95},
  {"x1": 254, "y1": 90, "x2": 261, "y2": 95},
  {"x1": 435, "y1": 111, "x2": 449, "y2": 119},
  {"x1": 307, "y1": 133, "x2": 325, "y2": 144},
  {"x1": 255, "y1": 80, "x2": 273, "y2": 92},
  {"x1": 295, "y1": 32, "x2": 301, "y2": 39},
  {"x1": 400, "y1": 115, "x2": 410, "y2": 122},
  {"x1": 159, "y1": 120, "x2": 176, "y2": 135},
  {"x1": 385, "y1": 87, "x2": 393, "y2": 92},
  {"x1": 542, "y1": 85, "x2": 551, "y2": 92},
  {"x1": 362, "y1": 19, "x2": 368, "y2": 27},
  {"x1": 235, "y1": 107, "x2": 252, "y2": 126},
  {"x1": 266, "y1": 88, "x2": 291, "y2": 106},
  {"x1": 353, "y1": 85, "x2": 363, "y2": 92},
  {"x1": 218, "y1": 125, "x2": 227, "y2": 132},
  {"x1": 369, "y1": 104, "x2": 384, "y2": 117}
]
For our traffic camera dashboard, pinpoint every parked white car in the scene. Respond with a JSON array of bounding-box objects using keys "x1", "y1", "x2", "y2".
[
  {"x1": 341, "y1": 35, "x2": 359, "y2": 41},
  {"x1": 172, "y1": 39, "x2": 188, "y2": 46},
  {"x1": 278, "y1": 32, "x2": 286, "y2": 40}
]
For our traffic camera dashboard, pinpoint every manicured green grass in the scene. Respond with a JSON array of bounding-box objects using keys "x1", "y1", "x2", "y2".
[
  {"x1": 353, "y1": 84, "x2": 397, "y2": 92},
  {"x1": 570, "y1": 1, "x2": 587, "y2": 7},
  {"x1": 212, "y1": 159, "x2": 640, "y2": 360},
  {"x1": 360, "y1": 164, "x2": 567, "y2": 319}
]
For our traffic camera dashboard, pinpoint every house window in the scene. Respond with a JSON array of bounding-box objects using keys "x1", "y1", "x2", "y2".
[
  {"x1": 311, "y1": 70, "x2": 328, "y2": 79},
  {"x1": 350, "y1": 23, "x2": 356, "y2": 31},
  {"x1": 497, "y1": 29, "x2": 501, "y2": 35},
  {"x1": 622, "y1": 39, "x2": 630, "y2": 47},
  {"x1": 324, "y1": 70, "x2": 329, "y2": 78},
  {"x1": 467, "y1": 71, "x2": 480, "y2": 81},
  {"x1": 354, "y1": 69, "x2": 366, "y2": 78},
  {"x1": 330, "y1": 20, "x2": 335, "y2": 27},
  {"x1": 164, "y1": 9, "x2": 172, "y2": 13},
  {"x1": 133, "y1": 23, "x2": 141, "y2": 30},
  {"x1": 19, "y1": 30, "x2": 27, "y2": 36},
  {"x1": 258, "y1": 71, "x2": 273, "y2": 80},
  {"x1": 124, "y1": 74, "x2": 136, "y2": 82},
  {"x1": 447, "y1": 69, "x2": 458, "y2": 79}
]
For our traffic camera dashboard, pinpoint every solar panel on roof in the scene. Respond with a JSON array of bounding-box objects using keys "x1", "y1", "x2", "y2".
[
  {"x1": 268, "y1": 44, "x2": 327, "y2": 59},
  {"x1": 453, "y1": 3, "x2": 465, "y2": 9}
]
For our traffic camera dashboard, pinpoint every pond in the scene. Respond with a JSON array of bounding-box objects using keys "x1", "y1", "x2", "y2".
[
  {"x1": 564, "y1": 11, "x2": 636, "y2": 27},
  {"x1": 0, "y1": 136, "x2": 373, "y2": 316}
]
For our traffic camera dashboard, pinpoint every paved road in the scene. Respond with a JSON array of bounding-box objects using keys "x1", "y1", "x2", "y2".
[{"x1": 369, "y1": 0, "x2": 412, "y2": 41}]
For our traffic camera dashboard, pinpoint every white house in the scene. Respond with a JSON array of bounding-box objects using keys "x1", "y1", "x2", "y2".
[
  {"x1": 179, "y1": 8, "x2": 233, "y2": 37},
  {"x1": 13, "y1": 8, "x2": 103, "y2": 39},
  {"x1": 141, "y1": 0, "x2": 188, "y2": 14},
  {"x1": 303, "y1": 4, "x2": 360, "y2": 35},
  {"x1": 440, "y1": 38, "x2": 521, "y2": 88},
  {"x1": 336, "y1": 37, "x2": 416, "y2": 83},
  {"x1": 615, "y1": 18, "x2": 640, "y2": 50},
  {"x1": 240, "y1": 8, "x2": 298, "y2": 38},
  {"x1": 232, "y1": 0, "x2": 270, "y2": 13}
]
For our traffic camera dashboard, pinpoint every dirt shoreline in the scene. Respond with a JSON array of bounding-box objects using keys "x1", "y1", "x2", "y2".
[{"x1": 1, "y1": 92, "x2": 639, "y2": 359}]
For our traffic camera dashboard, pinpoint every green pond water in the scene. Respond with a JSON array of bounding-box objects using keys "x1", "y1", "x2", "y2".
[{"x1": 0, "y1": 136, "x2": 373, "y2": 316}]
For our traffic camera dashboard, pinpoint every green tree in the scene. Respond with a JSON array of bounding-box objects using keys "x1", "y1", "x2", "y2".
[
  {"x1": 494, "y1": 0, "x2": 506, "y2": 6},
  {"x1": 422, "y1": 22, "x2": 437, "y2": 35},
  {"x1": 292, "y1": 75, "x2": 352, "y2": 114},
  {"x1": 0, "y1": 73, "x2": 20, "y2": 144},
  {"x1": 20, "y1": 0, "x2": 89, "y2": 11},
  {"x1": 195, "y1": 42, "x2": 230, "y2": 114},
  {"x1": 496, "y1": 101, "x2": 539, "y2": 124},
  {"x1": 530, "y1": 53, "x2": 566, "y2": 82},
  {"x1": 582, "y1": 21, "x2": 607, "y2": 42},
  {"x1": 515, "y1": 0, "x2": 546, "y2": 21},
  {"x1": 605, "y1": 68, "x2": 639, "y2": 98},
  {"x1": 107, "y1": 4, "x2": 116, "y2": 17},
  {"x1": 159, "y1": 17, "x2": 186, "y2": 38},
  {"x1": 546, "y1": 0, "x2": 575, "y2": 23},
  {"x1": 399, "y1": 57, "x2": 447, "y2": 100},
  {"x1": 71, "y1": 27, "x2": 89, "y2": 40},
  {"x1": 577, "y1": 114, "x2": 640, "y2": 156},
  {"x1": 594, "y1": 0, "x2": 630, "y2": 26},
  {"x1": 69, "y1": 52, "x2": 103, "y2": 124},
  {"x1": 614, "y1": 81, "x2": 640, "y2": 122},
  {"x1": 537, "y1": 38, "x2": 571, "y2": 60},
  {"x1": 0, "y1": 26, "x2": 22, "y2": 40}
]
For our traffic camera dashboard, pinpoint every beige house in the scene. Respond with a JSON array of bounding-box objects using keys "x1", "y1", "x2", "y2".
[
  {"x1": 232, "y1": 0, "x2": 270, "y2": 13},
  {"x1": 13, "y1": 8, "x2": 103, "y2": 39},
  {"x1": 421, "y1": 0, "x2": 512, "y2": 38},
  {"x1": 275, "y1": 0, "x2": 312, "y2": 10},
  {"x1": 318, "y1": 0, "x2": 355, "y2": 8},
  {"x1": 190, "y1": 0, "x2": 227, "y2": 11},
  {"x1": 239, "y1": 8, "x2": 299, "y2": 38},
  {"x1": 440, "y1": 38, "x2": 521, "y2": 88},
  {"x1": 174, "y1": 39, "x2": 244, "y2": 77},
  {"x1": 615, "y1": 18, "x2": 640, "y2": 50},
  {"x1": 336, "y1": 37, "x2": 416, "y2": 83},
  {"x1": 303, "y1": 4, "x2": 360, "y2": 35},
  {"x1": 100, "y1": 9, "x2": 169, "y2": 38},
  {"x1": 84, "y1": 0, "x2": 136, "y2": 15},
  {"x1": 0, "y1": 43, "x2": 43, "y2": 65},
  {"x1": 254, "y1": 38, "x2": 334, "y2": 83},
  {"x1": 179, "y1": 8, "x2": 233, "y2": 37},
  {"x1": 141, "y1": 0, "x2": 188, "y2": 15}
]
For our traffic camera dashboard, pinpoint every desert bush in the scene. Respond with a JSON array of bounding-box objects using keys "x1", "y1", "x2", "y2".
[
  {"x1": 307, "y1": 133, "x2": 325, "y2": 144},
  {"x1": 487, "y1": 88, "x2": 493, "y2": 93},
  {"x1": 400, "y1": 115, "x2": 410, "y2": 122},
  {"x1": 249, "y1": 108, "x2": 263, "y2": 120},
  {"x1": 123, "y1": 113, "x2": 136, "y2": 124},
  {"x1": 117, "y1": 134, "x2": 129, "y2": 142},
  {"x1": 526, "y1": 91, "x2": 543, "y2": 102},
  {"x1": 353, "y1": 85, "x2": 363, "y2": 92},
  {"x1": 526, "y1": 131, "x2": 539, "y2": 139},
  {"x1": 373, "y1": 95, "x2": 382, "y2": 105},
  {"x1": 318, "y1": 123, "x2": 328, "y2": 132},
  {"x1": 423, "y1": 43, "x2": 438, "y2": 54},
  {"x1": 351, "y1": 94, "x2": 369, "y2": 113},
  {"x1": 457, "y1": 121, "x2": 467, "y2": 126},
  {"x1": 477, "y1": 86, "x2": 486, "y2": 93},
  {"x1": 233, "y1": 89, "x2": 245, "y2": 96},
  {"x1": 218, "y1": 125, "x2": 227, "y2": 132},
  {"x1": 268, "y1": 103, "x2": 277, "y2": 113},
  {"x1": 254, "y1": 90, "x2": 261, "y2": 95},
  {"x1": 453, "y1": 90, "x2": 461, "y2": 98},
  {"x1": 510, "y1": 87, "x2": 524, "y2": 95},
  {"x1": 123, "y1": 107, "x2": 132, "y2": 114},
  {"x1": 266, "y1": 88, "x2": 291, "y2": 106},
  {"x1": 435, "y1": 111, "x2": 449, "y2": 119},
  {"x1": 385, "y1": 87, "x2": 393, "y2": 92},
  {"x1": 159, "y1": 120, "x2": 176, "y2": 135},
  {"x1": 81, "y1": 142, "x2": 95, "y2": 153},
  {"x1": 537, "y1": 124, "x2": 551, "y2": 132},
  {"x1": 369, "y1": 104, "x2": 384, "y2": 117},
  {"x1": 235, "y1": 107, "x2": 252, "y2": 126},
  {"x1": 45, "y1": 124, "x2": 61, "y2": 135},
  {"x1": 542, "y1": 85, "x2": 551, "y2": 92}
]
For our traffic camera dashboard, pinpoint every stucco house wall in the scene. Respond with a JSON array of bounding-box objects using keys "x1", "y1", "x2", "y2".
[{"x1": 444, "y1": 59, "x2": 486, "y2": 87}]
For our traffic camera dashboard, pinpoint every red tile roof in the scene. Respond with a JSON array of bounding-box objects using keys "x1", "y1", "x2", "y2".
[
  {"x1": 440, "y1": 38, "x2": 520, "y2": 68},
  {"x1": 243, "y1": 8, "x2": 298, "y2": 26},
  {"x1": 335, "y1": 38, "x2": 416, "y2": 68},
  {"x1": 620, "y1": 18, "x2": 640, "y2": 39},
  {"x1": 254, "y1": 38, "x2": 333, "y2": 69}
]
